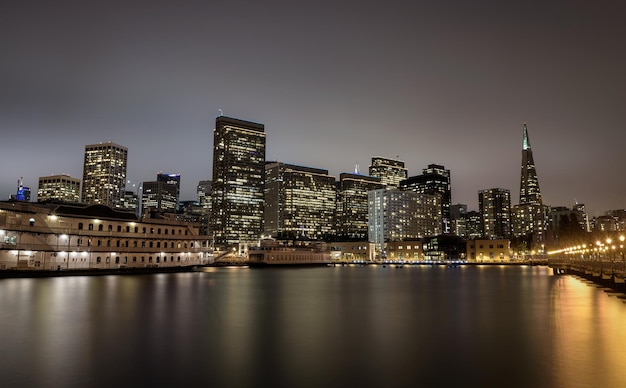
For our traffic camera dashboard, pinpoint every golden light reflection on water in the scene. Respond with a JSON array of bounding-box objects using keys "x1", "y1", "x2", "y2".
[{"x1": 549, "y1": 275, "x2": 626, "y2": 388}]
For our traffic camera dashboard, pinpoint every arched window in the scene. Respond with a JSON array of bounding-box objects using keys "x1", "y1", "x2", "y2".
[
  {"x1": 78, "y1": 223, "x2": 84, "y2": 230},
  {"x1": 98, "y1": 224, "x2": 103, "y2": 231}
]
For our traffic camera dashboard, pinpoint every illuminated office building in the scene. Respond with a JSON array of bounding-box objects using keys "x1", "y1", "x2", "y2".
[
  {"x1": 37, "y1": 174, "x2": 81, "y2": 203},
  {"x1": 264, "y1": 162, "x2": 336, "y2": 240},
  {"x1": 210, "y1": 116, "x2": 266, "y2": 247},
  {"x1": 368, "y1": 157, "x2": 407, "y2": 189},
  {"x1": 81, "y1": 142, "x2": 128, "y2": 208},
  {"x1": 368, "y1": 188, "x2": 441, "y2": 254},
  {"x1": 336, "y1": 173, "x2": 383, "y2": 240},
  {"x1": 478, "y1": 188, "x2": 511, "y2": 239},
  {"x1": 142, "y1": 173, "x2": 180, "y2": 215},
  {"x1": 400, "y1": 164, "x2": 451, "y2": 233}
]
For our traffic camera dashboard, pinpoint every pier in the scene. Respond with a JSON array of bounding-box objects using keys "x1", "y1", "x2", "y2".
[{"x1": 548, "y1": 257, "x2": 626, "y2": 292}]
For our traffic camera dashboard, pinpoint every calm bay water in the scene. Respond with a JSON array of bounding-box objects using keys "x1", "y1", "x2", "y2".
[{"x1": 1, "y1": 265, "x2": 625, "y2": 388}]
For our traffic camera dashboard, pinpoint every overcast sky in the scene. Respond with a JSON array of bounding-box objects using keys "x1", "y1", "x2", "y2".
[{"x1": 2, "y1": 0, "x2": 625, "y2": 217}]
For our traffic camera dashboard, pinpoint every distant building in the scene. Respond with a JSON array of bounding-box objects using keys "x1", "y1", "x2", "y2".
[
  {"x1": 573, "y1": 203, "x2": 590, "y2": 233},
  {"x1": 264, "y1": 162, "x2": 336, "y2": 240},
  {"x1": 329, "y1": 241, "x2": 376, "y2": 262},
  {"x1": 400, "y1": 164, "x2": 451, "y2": 233},
  {"x1": 336, "y1": 173, "x2": 383, "y2": 240},
  {"x1": 422, "y1": 234, "x2": 466, "y2": 261},
  {"x1": 386, "y1": 240, "x2": 424, "y2": 261},
  {"x1": 197, "y1": 180, "x2": 212, "y2": 214},
  {"x1": 37, "y1": 174, "x2": 81, "y2": 203},
  {"x1": 81, "y1": 142, "x2": 128, "y2": 208},
  {"x1": 368, "y1": 188, "x2": 441, "y2": 255},
  {"x1": 142, "y1": 173, "x2": 180, "y2": 216},
  {"x1": 10, "y1": 178, "x2": 31, "y2": 202},
  {"x1": 368, "y1": 157, "x2": 407, "y2": 189},
  {"x1": 210, "y1": 116, "x2": 266, "y2": 248},
  {"x1": 512, "y1": 124, "x2": 547, "y2": 246},
  {"x1": 466, "y1": 239, "x2": 512, "y2": 261},
  {"x1": 121, "y1": 190, "x2": 139, "y2": 213},
  {"x1": 478, "y1": 188, "x2": 511, "y2": 239},
  {"x1": 196, "y1": 180, "x2": 211, "y2": 235}
]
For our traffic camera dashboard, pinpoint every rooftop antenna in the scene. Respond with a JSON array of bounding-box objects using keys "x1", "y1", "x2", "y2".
[
  {"x1": 218, "y1": 108, "x2": 223, "y2": 116},
  {"x1": 354, "y1": 163, "x2": 360, "y2": 174}
]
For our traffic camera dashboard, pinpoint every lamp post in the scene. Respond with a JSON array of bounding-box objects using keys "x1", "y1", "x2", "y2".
[
  {"x1": 619, "y1": 235, "x2": 626, "y2": 271},
  {"x1": 606, "y1": 238, "x2": 612, "y2": 274}
]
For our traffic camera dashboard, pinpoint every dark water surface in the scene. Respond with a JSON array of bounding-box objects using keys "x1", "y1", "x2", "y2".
[{"x1": 1, "y1": 265, "x2": 625, "y2": 388}]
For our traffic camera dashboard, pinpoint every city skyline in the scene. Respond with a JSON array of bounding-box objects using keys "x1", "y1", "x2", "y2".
[{"x1": 2, "y1": 1, "x2": 625, "y2": 216}]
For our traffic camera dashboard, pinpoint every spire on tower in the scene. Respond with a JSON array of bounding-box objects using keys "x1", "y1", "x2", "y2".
[{"x1": 522, "y1": 123, "x2": 531, "y2": 150}]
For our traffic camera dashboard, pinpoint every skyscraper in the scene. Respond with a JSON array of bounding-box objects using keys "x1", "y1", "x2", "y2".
[
  {"x1": 368, "y1": 157, "x2": 407, "y2": 189},
  {"x1": 368, "y1": 188, "x2": 441, "y2": 254},
  {"x1": 210, "y1": 116, "x2": 266, "y2": 248},
  {"x1": 479, "y1": 188, "x2": 511, "y2": 239},
  {"x1": 399, "y1": 164, "x2": 451, "y2": 233},
  {"x1": 81, "y1": 142, "x2": 128, "y2": 208},
  {"x1": 512, "y1": 123, "x2": 547, "y2": 244},
  {"x1": 264, "y1": 162, "x2": 336, "y2": 240},
  {"x1": 37, "y1": 174, "x2": 81, "y2": 203},
  {"x1": 142, "y1": 173, "x2": 180, "y2": 215},
  {"x1": 336, "y1": 173, "x2": 383, "y2": 240}
]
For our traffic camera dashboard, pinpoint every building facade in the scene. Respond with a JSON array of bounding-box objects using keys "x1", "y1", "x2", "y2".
[
  {"x1": 264, "y1": 162, "x2": 336, "y2": 240},
  {"x1": 81, "y1": 142, "x2": 128, "y2": 209},
  {"x1": 0, "y1": 201, "x2": 211, "y2": 271},
  {"x1": 368, "y1": 188, "x2": 441, "y2": 255},
  {"x1": 368, "y1": 157, "x2": 407, "y2": 189},
  {"x1": 142, "y1": 173, "x2": 180, "y2": 216},
  {"x1": 478, "y1": 188, "x2": 511, "y2": 239},
  {"x1": 37, "y1": 175, "x2": 81, "y2": 203},
  {"x1": 466, "y1": 239, "x2": 512, "y2": 261},
  {"x1": 400, "y1": 164, "x2": 451, "y2": 233},
  {"x1": 336, "y1": 173, "x2": 383, "y2": 240},
  {"x1": 210, "y1": 116, "x2": 266, "y2": 248}
]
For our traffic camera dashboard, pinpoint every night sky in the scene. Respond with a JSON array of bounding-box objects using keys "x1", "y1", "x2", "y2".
[{"x1": 2, "y1": 1, "x2": 625, "y2": 216}]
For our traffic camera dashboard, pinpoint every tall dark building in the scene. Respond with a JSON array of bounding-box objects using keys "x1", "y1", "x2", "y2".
[
  {"x1": 512, "y1": 123, "x2": 547, "y2": 245},
  {"x1": 368, "y1": 157, "x2": 407, "y2": 189},
  {"x1": 400, "y1": 164, "x2": 451, "y2": 233},
  {"x1": 142, "y1": 173, "x2": 180, "y2": 215},
  {"x1": 336, "y1": 173, "x2": 383, "y2": 240},
  {"x1": 264, "y1": 162, "x2": 336, "y2": 240},
  {"x1": 479, "y1": 188, "x2": 511, "y2": 239},
  {"x1": 210, "y1": 116, "x2": 266, "y2": 248}
]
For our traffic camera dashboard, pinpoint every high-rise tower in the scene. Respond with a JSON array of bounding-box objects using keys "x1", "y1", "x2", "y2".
[
  {"x1": 210, "y1": 116, "x2": 266, "y2": 248},
  {"x1": 368, "y1": 157, "x2": 407, "y2": 189},
  {"x1": 479, "y1": 188, "x2": 511, "y2": 239},
  {"x1": 264, "y1": 162, "x2": 336, "y2": 240},
  {"x1": 399, "y1": 164, "x2": 451, "y2": 233},
  {"x1": 81, "y1": 142, "x2": 128, "y2": 208},
  {"x1": 512, "y1": 123, "x2": 547, "y2": 244}
]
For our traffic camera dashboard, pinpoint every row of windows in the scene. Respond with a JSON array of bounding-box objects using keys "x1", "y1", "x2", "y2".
[
  {"x1": 77, "y1": 223, "x2": 188, "y2": 235},
  {"x1": 94, "y1": 255, "x2": 188, "y2": 264},
  {"x1": 74, "y1": 238, "x2": 194, "y2": 249}
]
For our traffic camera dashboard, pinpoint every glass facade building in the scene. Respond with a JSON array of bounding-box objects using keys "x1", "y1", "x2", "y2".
[
  {"x1": 368, "y1": 157, "x2": 407, "y2": 189},
  {"x1": 81, "y1": 142, "x2": 128, "y2": 208},
  {"x1": 210, "y1": 116, "x2": 266, "y2": 248},
  {"x1": 37, "y1": 174, "x2": 81, "y2": 203},
  {"x1": 264, "y1": 162, "x2": 336, "y2": 240}
]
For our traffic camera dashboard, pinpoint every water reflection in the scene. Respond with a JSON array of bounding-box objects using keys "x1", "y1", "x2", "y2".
[{"x1": 0, "y1": 267, "x2": 624, "y2": 388}]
